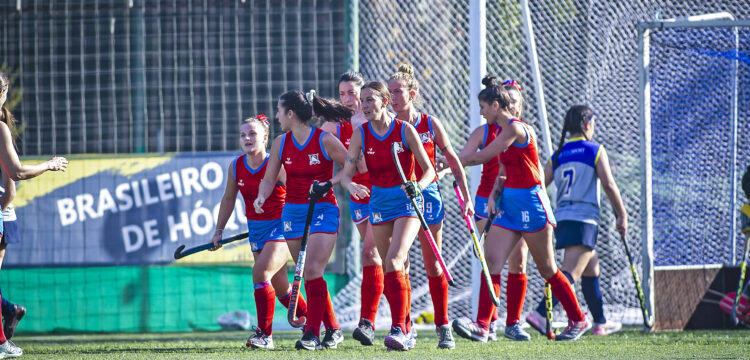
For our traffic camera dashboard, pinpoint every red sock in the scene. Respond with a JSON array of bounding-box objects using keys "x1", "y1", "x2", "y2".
[
  {"x1": 505, "y1": 273, "x2": 527, "y2": 326},
  {"x1": 428, "y1": 274, "x2": 449, "y2": 326},
  {"x1": 360, "y1": 265, "x2": 384, "y2": 326},
  {"x1": 477, "y1": 274, "x2": 501, "y2": 331},
  {"x1": 278, "y1": 289, "x2": 308, "y2": 319},
  {"x1": 405, "y1": 273, "x2": 412, "y2": 333},
  {"x1": 0, "y1": 294, "x2": 5, "y2": 343},
  {"x1": 304, "y1": 277, "x2": 328, "y2": 336},
  {"x1": 548, "y1": 269, "x2": 584, "y2": 322},
  {"x1": 322, "y1": 285, "x2": 340, "y2": 330},
  {"x1": 384, "y1": 271, "x2": 408, "y2": 333},
  {"x1": 254, "y1": 284, "x2": 276, "y2": 335}
]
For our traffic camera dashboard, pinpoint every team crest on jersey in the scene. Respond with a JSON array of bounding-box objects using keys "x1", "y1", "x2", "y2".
[
  {"x1": 284, "y1": 221, "x2": 292, "y2": 232},
  {"x1": 285, "y1": 157, "x2": 292, "y2": 165},
  {"x1": 238, "y1": 179, "x2": 245, "y2": 187},
  {"x1": 419, "y1": 132, "x2": 431, "y2": 143},
  {"x1": 393, "y1": 142, "x2": 404, "y2": 153},
  {"x1": 309, "y1": 153, "x2": 320, "y2": 165},
  {"x1": 373, "y1": 212, "x2": 382, "y2": 223}
]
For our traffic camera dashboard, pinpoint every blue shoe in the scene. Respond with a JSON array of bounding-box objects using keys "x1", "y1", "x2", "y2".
[
  {"x1": 504, "y1": 321, "x2": 531, "y2": 341},
  {"x1": 555, "y1": 319, "x2": 592, "y2": 341}
]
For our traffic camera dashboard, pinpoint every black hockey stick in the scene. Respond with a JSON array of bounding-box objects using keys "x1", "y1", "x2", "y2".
[
  {"x1": 620, "y1": 234, "x2": 654, "y2": 328},
  {"x1": 453, "y1": 181, "x2": 499, "y2": 306},
  {"x1": 391, "y1": 142, "x2": 454, "y2": 286},
  {"x1": 287, "y1": 180, "x2": 333, "y2": 328},
  {"x1": 174, "y1": 232, "x2": 249, "y2": 260}
]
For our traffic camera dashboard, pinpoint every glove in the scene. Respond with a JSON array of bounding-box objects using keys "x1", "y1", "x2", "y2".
[{"x1": 403, "y1": 181, "x2": 423, "y2": 198}]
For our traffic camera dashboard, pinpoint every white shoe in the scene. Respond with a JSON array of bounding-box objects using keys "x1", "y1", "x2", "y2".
[
  {"x1": 0, "y1": 340, "x2": 22, "y2": 358},
  {"x1": 592, "y1": 321, "x2": 622, "y2": 336},
  {"x1": 488, "y1": 321, "x2": 498, "y2": 341}
]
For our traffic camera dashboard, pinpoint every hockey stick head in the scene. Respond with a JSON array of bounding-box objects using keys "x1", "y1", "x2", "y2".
[
  {"x1": 310, "y1": 180, "x2": 333, "y2": 202},
  {"x1": 173, "y1": 245, "x2": 187, "y2": 259},
  {"x1": 391, "y1": 142, "x2": 409, "y2": 184}
]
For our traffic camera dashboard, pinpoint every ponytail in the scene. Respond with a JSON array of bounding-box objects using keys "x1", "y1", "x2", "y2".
[
  {"x1": 311, "y1": 92, "x2": 354, "y2": 123},
  {"x1": 553, "y1": 105, "x2": 594, "y2": 167},
  {"x1": 0, "y1": 72, "x2": 17, "y2": 147}
]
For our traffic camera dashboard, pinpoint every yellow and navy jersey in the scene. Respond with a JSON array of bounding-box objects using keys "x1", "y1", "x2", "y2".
[{"x1": 551, "y1": 137, "x2": 603, "y2": 224}]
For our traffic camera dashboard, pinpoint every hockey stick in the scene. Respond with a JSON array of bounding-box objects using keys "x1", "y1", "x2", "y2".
[
  {"x1": 731, "y1": 232, "x2": 750, "y2": 325},
  {"x1": 287, "y1": 180, "x2": 334, "y2": 328},
  {"x1": 544, "y1": 281, "x2": 555, "y2": 340},
  {"x1": 453, "y1": 181, "x2": 499, "y2": 306},
  {"x1": 173, "y1": 232, "x2": 249, "y2": 259},
  {"x1": 391, "y1": 142, "x2": 454, "y2": 286},
  {"x1": 620, "y1": 234, "x2": 654, "y2": 328}
]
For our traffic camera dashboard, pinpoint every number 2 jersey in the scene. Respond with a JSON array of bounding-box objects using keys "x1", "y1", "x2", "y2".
[{"x1": 551, "y1": 137, "x2": 603, "y2": 224}]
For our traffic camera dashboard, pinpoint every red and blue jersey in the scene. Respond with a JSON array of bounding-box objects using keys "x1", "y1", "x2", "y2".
[
  {"x1": 409, "y1": 113, "x2": 437, "y2": 182},
  {"x1": 233, "y1": 154, "x2": 285, "y2": 221},
  {"x1": 477, "y1": 122, "x2": 502, "y2": 197},
  {"x1": 360, "y1": 119, "x2": 416, "y2": 188},
  {"x1": 500, "y1": 118, "x2": 542, "y2": 189},
  {"x1": 337, "y1": 121, "x2": 372, "y2": 204},
  {"x1": 279, "y1": 127, "x2": 337, "y2": 205}
]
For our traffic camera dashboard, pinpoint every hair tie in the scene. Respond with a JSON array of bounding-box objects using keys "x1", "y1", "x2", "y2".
[
  {"x1": 501, "y1": 79, "x2": 522, "y2": 93},
  {"x1": 255, "y1": 114, "x2": 269, "y2": 126},
  {"x1": 305, "y1": 89, "x2": 316, "y2": 104}
]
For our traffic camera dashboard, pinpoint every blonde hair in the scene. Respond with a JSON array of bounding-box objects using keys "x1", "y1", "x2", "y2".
[{"x1": 389, "y1": 63, "x2": 421, "y2": 105}]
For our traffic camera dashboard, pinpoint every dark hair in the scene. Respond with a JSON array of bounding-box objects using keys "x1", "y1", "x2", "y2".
[
  {"x1": 742, "y1": 165, "x2": 750, "y2": 200},
  {"x1": 0, "y1": 72, "x2": 17, "y2": 145},
  {"x1": 361, "y1": 81, "x2": 391, "y2": 103},
  {"x1": 279, "y1": 90, "x2": 313, "y2": 124},
  {"x1": 478, "y1": 74, "x2": 516, "y2": 110},
  {"x1": 553, "y1": 104, "x2": 595, "y2": 166},
  {"x1": 338, "y1": 71, "x2": 365, "y2": 88},
  {"x1": 312, "y1": 95, "x2": 354, "y2": 123}
]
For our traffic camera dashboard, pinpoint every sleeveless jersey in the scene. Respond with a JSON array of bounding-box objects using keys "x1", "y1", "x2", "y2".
[
  {"x1": 279, "y1": 127, "x2": 337, "y2": 205},
  {"x1": 551, "y1": 138, "x2": 603, "y2": 223},
  {"x1": 337, "y1": 121, "x2": 372, "y2": 202},
  {"x1": 360, "y1": 119, "x2": 416, "y2": 188},
  {"x1": 500, "y1": 118, "x2": 543, "y2": 189},
  {"x1": 477, "y1": 122, "x2": 502, "y2": 197},
  {"x1": 410, "y1": 113, "x2": 438, "y2": 182},
  {"x1": 233, "y1": 154, "x2": 285, "y2": 221}
]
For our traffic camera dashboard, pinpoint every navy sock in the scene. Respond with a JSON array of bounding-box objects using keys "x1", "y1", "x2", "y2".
[
  {"x1": 535, "y1": 271, "x2": 574, "y2": 315},
  {"x1": 582, "y1": 276, "x2": 605, "y2": 323}
]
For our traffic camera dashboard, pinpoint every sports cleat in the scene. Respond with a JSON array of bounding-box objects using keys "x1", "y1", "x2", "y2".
[
  {"x1": 405, "y1": 329, "x2": 417, "y2": 350},
  {"x1": 295, "y1": 330, "x2": 321, "y2": 350},
  {"x1": 384, "y1": 326, "x2": 410, "y2": 351},
  {"x1": 592, "y1": 321, "x2": 622, "y2": 336},
  {"x1": 246, "y1": 329, "x2": 274, "y2": 349},
  {"x1": 321, "y1": 328, "x2": 344, "y2": 349},
  {"x1": 436, "y1": 324, "x2": 455, "y2": 349},
  {"x1": 525, "y1": 310, "x2": 546, "y2": 335},
  {"x1": 3, "y1": 305, "x2": 25, "y2": 340},
  {"x1": 0, "y1": 340, "x2": 22, "y2": 358},
  {"x1": 555, "y1": 318, "x2": 592, "y2": 341},
  {"x1": 504, "y1": 321, "x2": 531, "y2": 341},
  {"x1": 488, "y1": 321, "x2": 498, "y2": 341},
  {"x1": 352, "y1": 319, "x2": 375, "y2": 346},
  {"x1": 451, "y1": 318, "x2": 489, "y2": 342}
]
